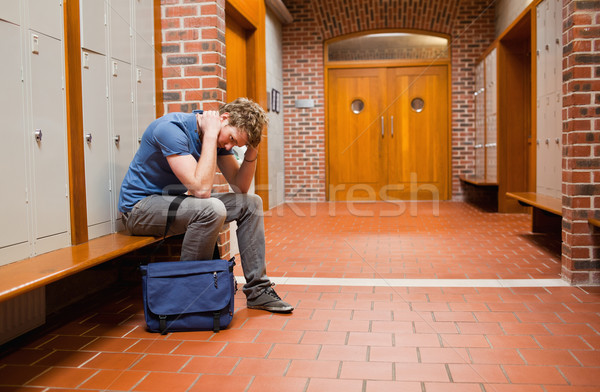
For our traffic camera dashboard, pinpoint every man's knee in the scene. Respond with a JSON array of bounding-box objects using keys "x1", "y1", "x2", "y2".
[
  {"x1": 187, "y1": 197, "x2": 227, "y2": 225},
  {"x1": 244, "y1": 193, "x2": 263, "y2": 212}
]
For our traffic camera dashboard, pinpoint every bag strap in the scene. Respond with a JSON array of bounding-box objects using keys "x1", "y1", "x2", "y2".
[{"x1": 163, "y1": 194, "x2": 189, "y2": 239}]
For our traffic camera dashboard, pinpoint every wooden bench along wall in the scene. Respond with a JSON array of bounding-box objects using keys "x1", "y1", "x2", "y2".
[{"x1": 506, "y1": 192, "x2": 561, "y2": 234}]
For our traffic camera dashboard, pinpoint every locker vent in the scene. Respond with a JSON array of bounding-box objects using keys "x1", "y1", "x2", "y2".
[{"x1": 0, "y1": 288, "x2": 46, "y2": 345}]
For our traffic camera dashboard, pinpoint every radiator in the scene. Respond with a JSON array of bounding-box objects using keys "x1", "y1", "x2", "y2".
[{"x1": 0, "y1": 288, "x2": 46, "y2": 345}]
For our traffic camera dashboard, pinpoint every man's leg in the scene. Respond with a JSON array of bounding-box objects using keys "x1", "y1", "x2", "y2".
[{"x1": 123, "y1": 194, "x2": 226, "y2": 261}]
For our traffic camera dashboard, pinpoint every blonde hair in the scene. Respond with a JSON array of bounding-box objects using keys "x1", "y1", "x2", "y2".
[{"x1": 219, "y1": 98, "x2": 268, "y2": 148}]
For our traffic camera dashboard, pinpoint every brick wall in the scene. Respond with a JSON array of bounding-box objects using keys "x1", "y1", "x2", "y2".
[
  {"x1": 561, "y1": 0, "x2": 600, "y2": 285},
  {"x1": 281, "y1": 0, "x2": 495, "y2": 201},
  {"x1": 159, "y1": 0, "x2": 231, "y2": 257}
]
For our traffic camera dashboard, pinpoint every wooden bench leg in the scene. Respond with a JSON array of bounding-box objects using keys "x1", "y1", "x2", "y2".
[{"x1": 532, "y1": 207, "x2": 562, "y2": 234}]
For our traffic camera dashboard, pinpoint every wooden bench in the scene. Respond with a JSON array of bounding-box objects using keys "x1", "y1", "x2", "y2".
[
  {"x1": 459, "y1": 175, "x2": 498, "y2": 187},
  {"x1": 506, "y1": 192, "x2": 562, "y2": 233},
  {"x1": 0, "y1": 233, "x2": 161, "y2": 303},
  {"x1": 460, "y1": 175, "x2": 499, "y2": 212}
]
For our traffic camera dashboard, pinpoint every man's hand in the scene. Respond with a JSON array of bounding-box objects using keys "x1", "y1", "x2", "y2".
[{"x1": 197, "y1": 110, "x2": 221, "y2": 142}]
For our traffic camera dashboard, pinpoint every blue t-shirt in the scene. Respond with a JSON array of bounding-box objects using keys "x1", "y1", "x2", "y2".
[{"x1": 118, "y1": 112, "x2": 232, "y2": 212}]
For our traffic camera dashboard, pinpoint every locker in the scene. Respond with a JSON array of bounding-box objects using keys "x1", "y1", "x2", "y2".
[
  {"x1": 536, "y1": 6, "x2": 546, "y2": 98},
  {"x1": 0, "y1": 0, "x2": 21, "y2": 25},
  {"x1": 134, "y1": 0, "x2": 155, "y2": 70},
  {"x1": 81, "y1": 50, "x2": 112, "y2": 238},
  {"x1": 110, "y1": 60, "x2": 134, "y2": 231},
  {"x1": 0, "y1": 22, "x2": 30, "y2": 257},
  {"x1": 28, "y1": 0, "x2": 63, "y2": 40},
  {"x1": 80, "y1": 0, "x2": 106, "y2": 55},
  {"x1": 474, "y1": 62, "x2": 485, "y2": 179},
  {"x1": 109, "y1": 0, "x2": 131, "y2": 63},
  {"x1": 135, "y1": 66, "x2": 156, "y2": 141},
  {"x1": 29, "y1": 32, "x2": 70, "y2": 246}
]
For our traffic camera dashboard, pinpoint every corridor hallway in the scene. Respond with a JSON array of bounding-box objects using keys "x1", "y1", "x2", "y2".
[{"x1": 1, "y1": 202, "x2": 598, "y2": 391}]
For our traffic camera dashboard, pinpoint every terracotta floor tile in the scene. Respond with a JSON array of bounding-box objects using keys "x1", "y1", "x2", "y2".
[
  {"x1": 317, "y1": 345, "x2": 368, "y2": 361},
  {"x1": 0, "y1": 349, "x2": 52, "y2": 366},
  {"x1": 519, "y1": 349, "x2": 580, "y2": 366},
  {"x1": 81, "y1": 352, "x2": 142, "y2": 370},
  {"x1": 189, "y1": 375, "x2": 252, "y2": 392},
  {"x1": 366, "y1": 380, "x2": 422, "y2": 392},
  {"x1": 503, "y1": 365, "x2": 568, "y2": 384},
  {"x1": 247, "y1": 376, "x2": 309, "y2": 392},
  {"x1": 394, "y1": 363, "x2": 449, "y2": 382},
  {"x1": 424, "y1": 382, "x2": 486, "y2": 392},
  {"x1": 487, "y1": 335, "x2": 540, "y2": 349},
  {"x1": 300, "y1": 331, "x2": 348, "y2": 345},
  {"x1": 558, "y1": 366, "x2": 600, "y2": 386},
  {"x1": 285, "y1": 359, "x2": 340, "y2": 378},
  {"x1": 78, "y1": 369, "x2": 148, "y2": 390},
  {"x1": 570, "y1": 350, "x2": 600, "y2": 366},
  {"x1": 132, "y1": 371, "x2": 197, "y2": 392},
  {"x1": 534, "y1": 336, "x2": 592, "y2": 350},
  {"x1": 306, "y1": 378, "x2": 363, "y2": 392},
  {"x1": 232, "y1": 358, "x2": 289, "y2": 377},
  {"x1": 327, "y1": 319, "x2": 370, "y2": 332},
  {"x1": 170, "y1": 340, "x2": 226, "y2": 356},
  {"x1": 468, "y1": 348, "x2": 525, "y2": 364},
  {"x1": 419, "y1": 347, "x2": 469, "y2": 363},
  {"x1": 339, "y1": 361, "x2": 393, "y2": 380},
  {"x1": 219, "y1": 342, "x2": 272, "y2": 358},
  {"x1": 269, "y1": 343, "x2": 319, "y2": 360},
  {"x1": 347, "y1": 332, "x2": 393, "y2": 346},
  {"x1": 181, "y1": 356, "x2": 239, "y2": 374},
  {"x1": 130, "y1": 353, "x2": 190, "y2": 372},
  {"x1": 26, "y1": 367, "x2": 97, "y2": 388},
  {"x1": 440, "y1": 334, "x2": 490, "y2": 348},
  {"x1": 448, "y1": 363, "x2": 508, "y2": 383},
  {"x1": 254, "y1": 330, "x2": 303, "y2": 344},
  {"x1": 34, "y1": 350, "x2": 98, "y2": 368},
  {"x1": 37, "y1": 336, "x2": 96, "y2": 351},
  {"x1": 0, "y1": 365, "x2": 50, "y2": 386},
  {"x1": 394, "y1": 333, "x2": 441, "y2": 347},
  {"x1": 370, "y1": 320, "x2": 413, "y2": 333}
]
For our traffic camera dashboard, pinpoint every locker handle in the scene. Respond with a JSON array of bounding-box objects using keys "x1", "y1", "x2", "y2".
[
  {"x1": 381, "y1": 116, "x2": 384, "y2": 137},
  {"x1": 85, "y1": 133, "x2": 92, "y2": 144},
  {"x1": 555, "y1": 138, "x2": 560, "y2": 145},
  {"x1": 138, "y1": 137, "x2": 142, "y2": 144},
  {"x1": 34, "y1": 129, "x2": 42, "y2": 142},
  {"x1": 114, "y1": 135, "x2": 121, "y2": 145},
  {"x1": 391, "y1": 116, "x2": 394, "y2": 137}
]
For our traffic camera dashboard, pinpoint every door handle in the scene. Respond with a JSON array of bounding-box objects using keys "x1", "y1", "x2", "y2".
[
  {"x1": 391, "y1": 116, "x2": 394, "y2": 137},
  {"x1": 381, "y1": 116, "x2": 384, "y2": 137}
]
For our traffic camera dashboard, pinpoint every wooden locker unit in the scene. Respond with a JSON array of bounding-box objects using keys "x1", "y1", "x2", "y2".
[
  {"x1": 474, "y1": 61, "x2": 485, "y2": 180},
  {"x1": 110, "y1": 0, "x2": 132, "y2": 64},
  {"x1": 0, "y1": 1, "x2": 71, "y2": 266},
  {"x1": 536, "y1": 0, "x2": 562, "y2": 199},
  {"x1": 82, "y1": 50, "x2": 112, "y2": 239},
  {"x1": 111, "y1": 59, "x2": 135, "y2": 232},
  {"x1": 0, "y1": 20, "x2": 31, "y2": 266},
  {"x1": 28, "y1": 32, "x2": 71, "y2": 253}
]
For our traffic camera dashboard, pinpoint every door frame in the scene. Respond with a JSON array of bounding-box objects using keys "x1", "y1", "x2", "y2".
[{"x1": 324, "y1": 29, "x2": 453, "y2": 201}]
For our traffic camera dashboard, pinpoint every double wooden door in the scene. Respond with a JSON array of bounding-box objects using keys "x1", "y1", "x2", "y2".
[{"x1": 327, "y1": 65, "x2": 449, "y2": 200}]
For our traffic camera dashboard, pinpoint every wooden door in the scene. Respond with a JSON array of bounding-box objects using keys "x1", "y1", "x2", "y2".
[
  {"x1": 225, "y1": 14, "x2": 247, "y2": 101},
  {"x1": 385, "y1": 66, "x2": 449, "y2": 200},
  {"x1": 327, "y1": 66, "x2": 450, "y2": 201},
  {"x1": 327, "y1": 68, "x2": 386, "y2": 200}
]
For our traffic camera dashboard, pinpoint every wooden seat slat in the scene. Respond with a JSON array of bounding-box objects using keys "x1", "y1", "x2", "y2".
[
  {"x1": 0, "y1": 233, "x2": 159, "y2": 303},
  {"x1": 459, "y1": 175, "x2": 498, "y2": 186},
  {"x1": 506, "y1": 192, "x2": 562, "y2": 216}
]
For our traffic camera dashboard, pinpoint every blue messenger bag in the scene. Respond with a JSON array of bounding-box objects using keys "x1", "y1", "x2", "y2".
[{"x1": 140, "y1": 195, "x2": 237, "y2": 334}]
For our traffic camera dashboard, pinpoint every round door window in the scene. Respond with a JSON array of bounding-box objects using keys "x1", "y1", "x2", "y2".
[
  {"x1": 411, "y1": 97, "x2": 425, "y2": 113},
  {"x1": 351, "y1": 99, "x2": 365, "y2": 114}
]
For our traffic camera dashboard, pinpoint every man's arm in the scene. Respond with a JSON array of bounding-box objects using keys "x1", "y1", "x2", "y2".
[
  {"x1": 217, "y1": 146, "x2": 258, "y2": 193},
  {"x1": 165, "y1": 111, "x2": 221, "y2": 198}
]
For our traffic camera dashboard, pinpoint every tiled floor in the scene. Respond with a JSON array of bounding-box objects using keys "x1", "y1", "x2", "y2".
[{"x1": 1, "y1": 202, "x2": 599, "y2": 392}]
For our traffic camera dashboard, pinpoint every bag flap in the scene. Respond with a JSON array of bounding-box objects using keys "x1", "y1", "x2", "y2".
[{"x1": 145, "y1": 259, "x2": 233, "y2": 315}]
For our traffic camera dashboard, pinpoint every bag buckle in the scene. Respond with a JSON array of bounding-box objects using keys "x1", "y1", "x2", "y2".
[{"x1": 159, "y1": 315, "x2": 168, "y2": 335}]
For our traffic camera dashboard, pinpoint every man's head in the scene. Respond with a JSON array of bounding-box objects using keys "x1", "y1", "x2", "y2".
[{"x1": 219, "y1": 98, "x2": 268, "y2": 148}]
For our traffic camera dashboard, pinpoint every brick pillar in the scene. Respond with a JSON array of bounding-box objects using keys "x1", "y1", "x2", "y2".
[
  {"x1": 159, "y1": 0, "x2": 231, "y2": 258},
  {"x1": 561, "y1": 0, "x2": 600, "y2": 284}
]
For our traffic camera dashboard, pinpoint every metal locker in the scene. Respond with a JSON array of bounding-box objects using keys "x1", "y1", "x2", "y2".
[
  {"x1": 110, "y1": 59, "x2": 134, "y2": 231},
  {"x1": 28, "y1": 0, "x2": 63, "y2": 40},
  {"x1": 80, "y1": 0, "x2": 106, "y2": 55},
  {"x1": 134, "y1": 0, "x2": 154, "y2": 70},
  {"x1": 29, "y1": 32, "x2": 70, "y2": 246},
  {"x1": 0, "y1": 21, "x2": 30, "y2": 264},
  {"x1": 536, "y1": 4, "x2": 546, "y2": 99},
  {"x1": 0, "y1": 0, "x2": 21, "y2": 25},
  {"x1": 135, "y1": 66, "x2": 156, "y2": 142},
  {"x1": 109, "y1": 0, "x2": 131, "y2": 63},
  {"x1": 474, "y1": 61, "x2": 485, "y2": 179},
  {"x1": 81, "y1": 50, "x2": 112, "y2": 238}
]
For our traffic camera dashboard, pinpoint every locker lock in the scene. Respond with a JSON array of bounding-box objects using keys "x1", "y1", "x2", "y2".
[
  {"x1": 545, "y1": 138, "x2": 550, "y2": 145},
  {"x1": 85, "y1": 133, "x2": 93, "y2": 144},
  {"x1": 114, "y1": 135, "x2": 120, "y2": 145},
  {"x1": 555, "y1": 138, "x2": 560, "y2": 145},
  {"x1": 34, "y1": 129, "x2": 42, "y2": 142}
]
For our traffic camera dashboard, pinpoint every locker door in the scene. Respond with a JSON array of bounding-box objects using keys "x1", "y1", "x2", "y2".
[
  {"x1": 82, "y1": 50, "x2": 112, "y2": 238},
  {"x1": 28, "y1": 0, "x2": 62, "y2": 39},
  {"x1": 134, "y1": 0, "x2": 155, "y2": 70},
  {"x1": 110, "y1": 0, "x2": 131, "y2": 63},
  {"x1": 0, "y1": 0, "x2": 21, "y2": 25},
  {"x1": 111, "y1": 60, "x2": 134, "y2": 231},
  {"x1": 29, "y1": 32, "x2": 70, "y2": 248},
  {"x1": 135, "y1": 66, "x2": 156, "y2": 141},
  {"x1": 80, "y1": 0, "x2": 106, "y2": 55},
  {"x1": 474, "y1": 61, "x2": 485, "y2": 179},
  {"x1": 0, "y1": 21, "x2": 30, "y2": 263},
  {"x1": 484, "y1": 49, "x2": 497, "y2": 183}
]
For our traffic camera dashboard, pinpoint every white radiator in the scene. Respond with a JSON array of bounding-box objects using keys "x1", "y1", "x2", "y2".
[{"x1": 0, "y1": 288, "x2": 45, "y2": 345}]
